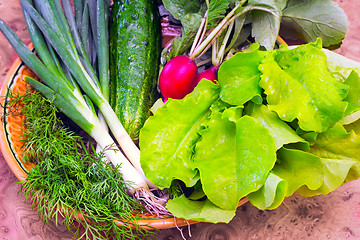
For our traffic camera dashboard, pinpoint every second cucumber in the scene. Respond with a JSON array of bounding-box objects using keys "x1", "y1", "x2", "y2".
[{"x1": 109, "y1": 0, "x2": 162, "y2": 140}]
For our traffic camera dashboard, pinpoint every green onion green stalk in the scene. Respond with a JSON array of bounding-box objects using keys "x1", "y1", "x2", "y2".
[{"x1": 0, "y1": 0, "x2": 167, "y2": 213}]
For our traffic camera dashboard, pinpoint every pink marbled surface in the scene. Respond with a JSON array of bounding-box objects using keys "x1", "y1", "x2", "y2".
[{"x1": 0, "y1": 1, "x2": 360, "y2": 239}]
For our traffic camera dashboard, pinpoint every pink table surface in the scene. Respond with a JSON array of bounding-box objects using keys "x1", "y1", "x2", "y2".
[{"x1": 1, "y1": 1, "x2": 360, "y2": 240}]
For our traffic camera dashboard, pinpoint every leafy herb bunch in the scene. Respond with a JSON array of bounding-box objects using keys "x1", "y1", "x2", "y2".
[{"x1": 9, "y1": 90, "x2": 154, "y2": 240}]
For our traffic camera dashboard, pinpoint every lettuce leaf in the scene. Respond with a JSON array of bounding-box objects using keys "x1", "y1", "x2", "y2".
[
  {"x1": 322, "y1": 48, "x2": 360, "y2": 71},
  {"x1": 344, "y1": 119, "x2": 360, "y2": 135},
  {"x1": 218, "y1": 48, "x2": 266, "y2": 106},
  {"x1": 248, "y1": 148, "x2": 323, "y2": 210},
  {"x1": 249, "y1": 126, "x2": 360, "y2": 210},
  {"x1": 298, "y1": 147, "x2": 356, "y2": 196},
  {"x1": 340, "y1": 71, "x2": 360, "y2": 124},
  {"x1": 245, "y1": 103, "x2": 308, "y2": 150},
  {"x1": 139, "y1": 80, "x2": 220, "y2": 188},
  {"x1": 274, "y1": 148, "x2": 324, "y2": 195},
  {"x1": 193, "y1": 110, "x2": 277, "y2": 210},
  {"x1": 311, "y1": 123, "x2": 360, "y2": 182},
  {"x1": 322, "y1": 50, "x2": 360, "y2": 124},
  {"x1": 166, "y1": 194, "x2": 236, "y2": 223},
  {"x1": 315, "y1": 124, "x2": 360, "y2": 160},
  {"x1": 259, "y1": 42, "x2": 349, "y2": 132},
  {"x1": 247, "y1": 172, "x2": 287, "y2": 210},
  {"x1": 295, "y1": 127, "x2": 318, "y2": 146}
]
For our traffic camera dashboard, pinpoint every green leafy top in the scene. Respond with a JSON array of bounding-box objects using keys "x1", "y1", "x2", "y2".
[
  {"x1": 281, "y1": 0, "x2": 348, "y2": 48},
  {"x1": 207, "y1": 0, "x2": 231, "y2": 28},
  {"x1": 162, "y1": 0, "x2": 204, "y2": 20},
  {"x1": 162, "y1": 0, "x2": 348, "y2": 59}
]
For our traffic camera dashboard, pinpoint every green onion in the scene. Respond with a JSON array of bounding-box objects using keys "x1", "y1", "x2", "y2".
[
  {"x1": 74, "y1": 0, "x2": 84, "y2": 34},
  {"x1": 95, "y1": 0, "x2": 110, "y2": 100},
  {"x1": 0, "y1": 0, "x2": 166, "y2": 213},
  {"x1": 80, "y1": 3, "x2": 92, "y2": 61}
]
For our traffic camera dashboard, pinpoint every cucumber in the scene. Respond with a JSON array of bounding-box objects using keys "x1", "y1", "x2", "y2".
[{"x1": 109, "y1": 0, "x2": 161, "y2": 140}]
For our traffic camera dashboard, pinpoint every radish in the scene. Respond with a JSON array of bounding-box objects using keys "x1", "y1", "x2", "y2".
[
  {"x1": 159, "y1": 1, "x2": 247, "y2": 100},
  {"x1": 197, "y1": 65, "x2": 219, "y2": 83},
  {"x1": 159, "y1": 55, "x2": 198, "y2": 101}
]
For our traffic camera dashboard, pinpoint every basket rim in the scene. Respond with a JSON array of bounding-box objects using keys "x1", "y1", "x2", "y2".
[{"x1": 0, "y1": 56, "x2": 28, "y2": 182}]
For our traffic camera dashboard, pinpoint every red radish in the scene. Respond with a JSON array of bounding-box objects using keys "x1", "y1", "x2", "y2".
[
  {"x1": 197, "y1": 65, "x2": 219, "y2": 84},
  {"x1": 159, "y1": 55, "x2": 198, "y2": 101}
]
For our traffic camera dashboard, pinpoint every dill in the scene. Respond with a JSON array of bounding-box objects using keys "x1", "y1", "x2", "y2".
[{"x1": 9, "y1": 90, "x2": 156, "y2": 240}]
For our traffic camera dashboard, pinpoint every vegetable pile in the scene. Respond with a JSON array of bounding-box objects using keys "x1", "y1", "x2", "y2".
[{"x1": 0, "y1": 0, "x2": 359, "y2": 238}]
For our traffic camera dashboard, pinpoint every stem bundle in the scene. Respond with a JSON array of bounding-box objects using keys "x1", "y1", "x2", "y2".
[{"x1": 188, "y1": 0, "x2": 279, "y2": 65}]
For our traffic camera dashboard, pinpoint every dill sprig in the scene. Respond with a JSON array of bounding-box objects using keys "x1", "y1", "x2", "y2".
[{"x1": 9, "y1": 90, "x2": 156, "y2": 240}]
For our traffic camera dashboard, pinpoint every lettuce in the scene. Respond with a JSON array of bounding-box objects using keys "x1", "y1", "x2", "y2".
[{"x1": 140, "y1": 40, "x2": 360, "y2": 223}]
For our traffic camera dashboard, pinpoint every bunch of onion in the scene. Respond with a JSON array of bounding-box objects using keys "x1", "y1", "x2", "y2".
[{"x1": 0, "y1": 0, "x2": 168, "y2": 214}]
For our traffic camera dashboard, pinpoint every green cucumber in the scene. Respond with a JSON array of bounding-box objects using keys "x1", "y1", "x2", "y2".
[{"x1": 109, "y1": 0, "x2": 161, "y2": 140}]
